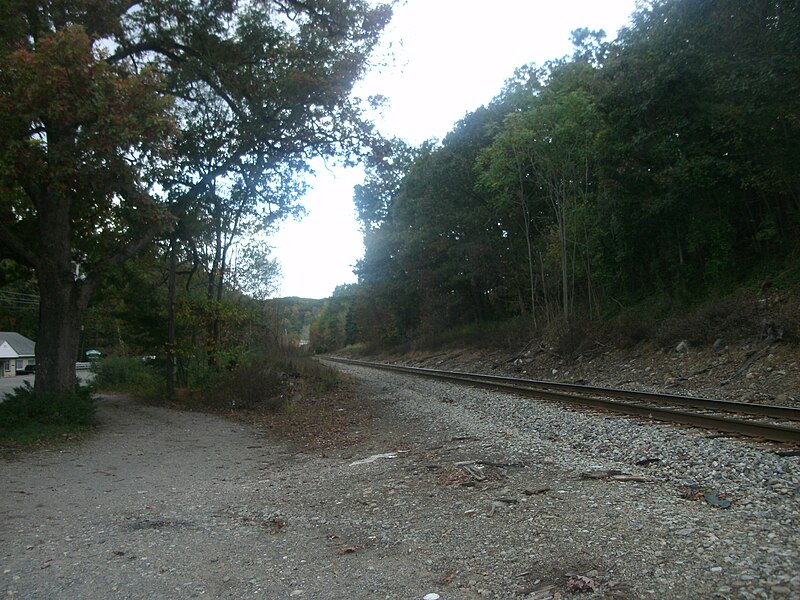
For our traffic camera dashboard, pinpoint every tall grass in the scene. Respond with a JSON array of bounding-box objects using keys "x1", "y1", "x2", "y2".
[
  {"x1": 90, "y1": 349, "x2": 341, "y2": 415},
  {"x1": 200, "y1": 349, "x2": 341, "y2": 412}
]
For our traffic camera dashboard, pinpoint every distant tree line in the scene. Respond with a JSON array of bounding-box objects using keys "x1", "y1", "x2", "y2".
[{"x1": 312, "y1": 0, "x2": 800, "y2": 351}]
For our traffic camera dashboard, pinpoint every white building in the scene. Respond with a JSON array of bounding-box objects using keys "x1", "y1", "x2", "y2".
[{"x1": 0, "y1": 332, "x2": 36, "y2": 377}]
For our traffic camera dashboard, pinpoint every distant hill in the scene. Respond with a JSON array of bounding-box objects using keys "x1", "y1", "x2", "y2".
[{"x1": 266, "y1": 297, "x2": 326, "y2": 344}]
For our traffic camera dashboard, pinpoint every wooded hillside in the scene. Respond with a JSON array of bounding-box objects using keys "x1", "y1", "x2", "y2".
[{"x1": 313, "y1": 0, "x2": 800, "y2": 352}]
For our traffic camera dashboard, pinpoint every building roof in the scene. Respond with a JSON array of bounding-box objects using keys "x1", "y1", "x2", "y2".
[{"x1": 0, "y1": 332, "x2": 36, "y2": 357}]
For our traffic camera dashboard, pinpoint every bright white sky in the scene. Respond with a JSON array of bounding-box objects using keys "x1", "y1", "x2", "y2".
[{"x1": 270, "y1": 0, "x2": 638, "y2": 299}]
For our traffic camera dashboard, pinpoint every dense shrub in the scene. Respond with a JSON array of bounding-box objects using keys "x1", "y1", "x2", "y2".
[
  {"x1": 610, "y1": 313, "x2": 653, "y2": 349},
  {"x1": 654, "y1": 294, "x2": 763, "y2": 347},
  {"x1": 91, "y1": 355, "x2": 162, "y2": 397},
  {"x1": 200, "y1": 350, "x2": 341, "y2": 412},
  {"x1": 553, "y1": 321, "x2": 597, "y2": 359},
  {"x1": 0, "y1": 384, "x2": 96, "y2": 443}
]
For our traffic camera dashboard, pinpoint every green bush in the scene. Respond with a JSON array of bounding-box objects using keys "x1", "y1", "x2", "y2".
[
  {"x1": 0, "y1": 384, "x2": 96, "y2": 443},
  {"x1": 92, "y1": 355, "x2": 162, "y2": 396}
]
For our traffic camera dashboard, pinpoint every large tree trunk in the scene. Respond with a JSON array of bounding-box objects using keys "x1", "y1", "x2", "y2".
[
  {"x1": 34, "y1": 268, "x2": 91, "y2": 394},
  {"x1": 32, "y1": 183, "x2": 95, "y2": 394}
]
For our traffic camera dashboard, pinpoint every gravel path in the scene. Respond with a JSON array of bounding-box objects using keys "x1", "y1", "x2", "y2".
[{"x1": 2, "y1": 366, "x2": 799, "y2": 599}]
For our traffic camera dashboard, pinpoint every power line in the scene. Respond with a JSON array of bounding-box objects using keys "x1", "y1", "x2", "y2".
[{"x1": 0, "y1": 290, "x2": 39, "y2": 309}]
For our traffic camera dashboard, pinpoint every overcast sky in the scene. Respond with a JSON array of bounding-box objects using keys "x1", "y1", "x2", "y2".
[{"x1": 269, "y1": 0, "x2": 638, "y2": 299}]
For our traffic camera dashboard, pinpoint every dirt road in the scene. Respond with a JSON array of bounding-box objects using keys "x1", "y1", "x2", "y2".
[{"x1": 1, "y1": 393, "x2": 438, "y2": 599}]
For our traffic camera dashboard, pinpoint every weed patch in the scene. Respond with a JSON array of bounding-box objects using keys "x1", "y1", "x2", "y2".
[
  {"x1": 157, "y1": 350, "x2": 363, "y2": 449},
  {"x1": 167, "y1": 350, "x2": 342, "y2": 413}
]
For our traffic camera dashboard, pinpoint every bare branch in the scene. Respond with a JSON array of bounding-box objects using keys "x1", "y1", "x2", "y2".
[{"x1": 0, "y1": 222, "x2": 39, "y2": 269}]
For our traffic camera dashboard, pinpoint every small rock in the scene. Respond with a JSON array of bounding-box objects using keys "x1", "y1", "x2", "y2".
[
  {"x1": 675, "y1": 341, "x2": 689, "y2": 353},
  {"x1": 771, "y1": 586, "x2": 791, "y2": 595}
]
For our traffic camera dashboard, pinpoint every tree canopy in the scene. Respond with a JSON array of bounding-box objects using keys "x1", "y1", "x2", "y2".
[
  {"x1": 0, "y1": 0, "x2": 391, "y2": 392},
  {"x1": 320, "y1": 0, "x2": 800, "y2": 351}
]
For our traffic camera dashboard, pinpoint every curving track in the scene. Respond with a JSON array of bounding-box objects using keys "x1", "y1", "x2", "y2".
[{"x1": 325, "y1": 357, "x2": 800, "y2": 445}]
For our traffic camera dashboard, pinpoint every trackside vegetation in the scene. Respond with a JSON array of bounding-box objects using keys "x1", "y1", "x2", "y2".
[
  {"x1": 91, "y1": 348, "x2": 340, "y2": 414},
  {"x1": 311, "y1": 0, "x2": 800, "y2": 353}
]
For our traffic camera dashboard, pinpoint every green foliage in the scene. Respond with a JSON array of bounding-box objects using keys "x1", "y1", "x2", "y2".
[
  {"x1": 478, "y1": 79, "x2": 602, "y2": 322},
  {"x1": 0, "y1": 0, "x2": 392, "y2": 394},
  {"x1": 345, "y1": 0, "x2": 800, "y2": 351},
  {"x1": 595, "y1": 0, "x2": 800, "y2": 299},
  {"x1": 310, "y1": 286, "x2": 360, "y2": 352},
  {"x1": 354, "y1": 105, "x2": 516, "y2": 344},
  {"x1": 91, "y1": 356, "x2": 163, "y2": 398},
  {"x1": 265, "y1": 297, "x2": 326, "y2": 343},
  {"x1": 0, "y1": 384, "x2": 95, "y2": 443},
  {"x1": 0, "y1": 260, "x2": 38, "y2": 337}
]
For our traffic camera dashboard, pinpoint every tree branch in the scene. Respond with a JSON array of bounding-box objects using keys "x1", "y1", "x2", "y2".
[
  {"x1": 109, "y1": 40, "x2": 248, "y2": 122},
  {"x1": 0, "y1": 222, "x2": 39, "y2": 269}
]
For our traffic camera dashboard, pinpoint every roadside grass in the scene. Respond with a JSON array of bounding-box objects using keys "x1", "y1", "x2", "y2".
[
  {"x1": 166, "y1": 350, "x2": 365, "y2": 449},
  {"x1": 0, "y1": 384, "x2": 96, "y2": 446},
  {"x1": 181, "y1": 349, "x2": 342, "y2": 412},
  {"x1": 91, "y1": 350, "x2": 368, "y2": 449}
]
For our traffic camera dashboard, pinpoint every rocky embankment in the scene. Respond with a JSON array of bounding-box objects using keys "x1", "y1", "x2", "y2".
[{"x1": 397, "y1": 337, "x2": 799, "y2": 408}]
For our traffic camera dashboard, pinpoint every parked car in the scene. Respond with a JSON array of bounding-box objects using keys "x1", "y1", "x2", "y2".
[{"x1": 16, "y1": 364, "x2": 35, "y2": 375}]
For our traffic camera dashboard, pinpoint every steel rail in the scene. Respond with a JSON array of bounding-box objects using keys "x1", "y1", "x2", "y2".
[
  {"x1": 326, "y1": 357, "x2": 800, "y2": 419},
  {"x1": 325, "y1": 357, "x2": 800, "y2": 444}
]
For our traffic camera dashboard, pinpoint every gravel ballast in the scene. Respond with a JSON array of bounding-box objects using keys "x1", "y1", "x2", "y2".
[{"x1": 2, "y1": 365, "x2": 799, "y2": 599}]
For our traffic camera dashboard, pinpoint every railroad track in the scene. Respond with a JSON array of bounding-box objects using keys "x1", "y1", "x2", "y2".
[{"x1": 325, "y1": 357, "x2": 800, "y2": 445}]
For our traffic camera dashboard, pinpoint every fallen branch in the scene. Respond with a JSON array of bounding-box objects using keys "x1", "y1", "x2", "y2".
[
  {"x1": 507, "y1": 338, "x2": 539, "y2": 363},
  {"x1": 453, "y1": 460, "x2": 525, "y2": 469},
  {"x1": 720, "y1": 347, "x2": 769, "y2": 386},
  {"x1": 460, "y1": 464, "x2": 486, "y2": 481},
  {"x1": 721, "y1": 323, "x2": 782, "y2": 385},
  {"x1": 580, "y1": 470, "x2": 655, "y2": 483}
]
